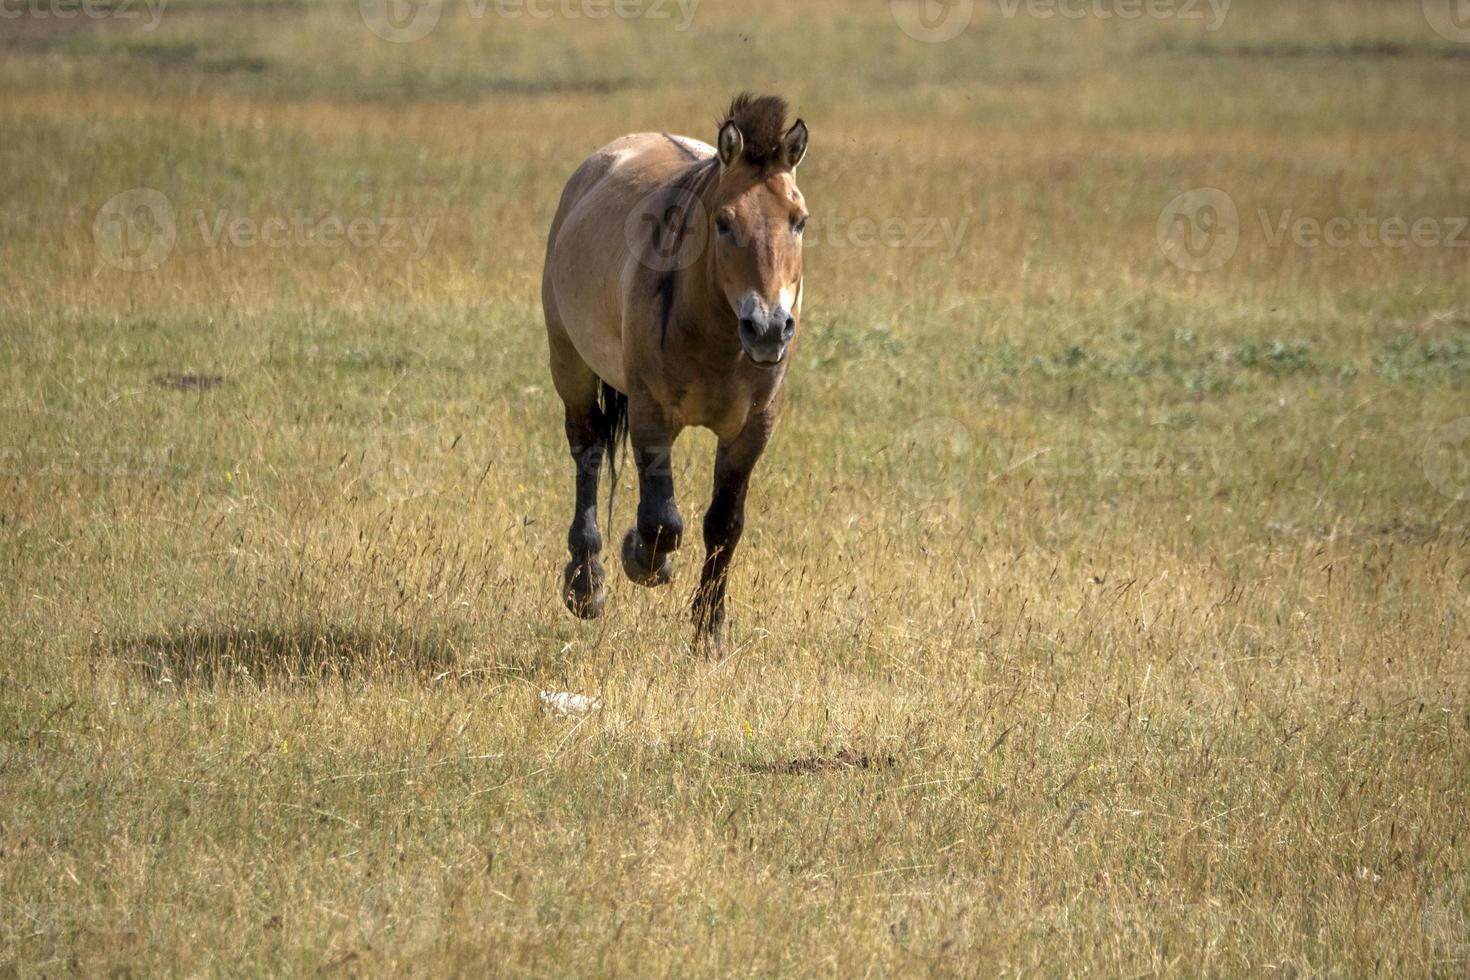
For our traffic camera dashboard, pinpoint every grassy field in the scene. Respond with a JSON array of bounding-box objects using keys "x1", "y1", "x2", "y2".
[{"x1": 2, "y1": 0, "x2": 1469, "y2": 974}]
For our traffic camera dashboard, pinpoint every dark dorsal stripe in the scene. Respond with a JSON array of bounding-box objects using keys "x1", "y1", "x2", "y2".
[
  {"x1": 653, "y1": 156, "x2": 719, "y2": 346},
  {"x1": 661, "y1": 132, "x2": 698, "y2": 161}
]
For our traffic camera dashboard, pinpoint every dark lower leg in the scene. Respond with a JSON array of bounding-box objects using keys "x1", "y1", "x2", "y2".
[
  {"x1": 621, "y1": 409, "x2": 682, "y2": 587},
  {"x1": 563, "y1": 408, "x2": 606, "y2": 618},
  {"x1": 692, "y1": 414, "x2": 770, "y2": 653},
  {"x1": 692, "y1": 478, "x2": 748, "y2": 646}
]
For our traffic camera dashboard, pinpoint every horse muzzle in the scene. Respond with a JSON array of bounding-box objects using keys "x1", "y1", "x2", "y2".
[{"x1": 736, "y1": 297, "x2": 796, "y2": 366}]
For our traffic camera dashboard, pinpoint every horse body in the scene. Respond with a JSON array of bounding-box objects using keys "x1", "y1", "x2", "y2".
[
  {"x1": 543, "y1": 133, "x2": 692, "y2": 396},
  {"x1": 542, "y1": 95, "x2": 810, "y2": 654}
]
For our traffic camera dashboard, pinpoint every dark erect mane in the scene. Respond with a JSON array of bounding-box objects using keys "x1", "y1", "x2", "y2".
[{"x1": 722, "y1": 93, "x2": 790, "y2": 168}]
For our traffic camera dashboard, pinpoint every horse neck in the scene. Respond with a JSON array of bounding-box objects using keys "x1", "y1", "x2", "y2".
[{"x1": 678, "y1": 242, "x2": 727, "y2": 330}]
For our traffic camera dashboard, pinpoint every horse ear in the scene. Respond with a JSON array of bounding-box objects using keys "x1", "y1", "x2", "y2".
[
  {"x1": 780, "y1": 119, "x2": 809, "y2": 171},
  {"x1": 717, "y1": 121, "x2": 744, "y2": 167}
]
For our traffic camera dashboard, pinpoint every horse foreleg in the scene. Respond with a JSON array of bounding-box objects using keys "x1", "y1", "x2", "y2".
[
  {"x1": 621, "y1": 396, "x2": 682, "y2": 588},
  {"x1": 692, "y1": 410, "x2": 773, "y2": 656}
]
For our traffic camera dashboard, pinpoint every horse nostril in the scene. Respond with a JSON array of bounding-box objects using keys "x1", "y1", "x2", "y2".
[
  {"x1": 739, "y1": 317, "x2": 758, "y2": 337},
  {"x1": 783, "y1": 316, "x2": 796, "y2": 337}
]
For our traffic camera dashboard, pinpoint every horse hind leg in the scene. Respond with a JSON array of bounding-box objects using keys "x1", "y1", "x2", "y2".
[{"x1": 549, "y1": 323, "x2": 613, "y2": 619}]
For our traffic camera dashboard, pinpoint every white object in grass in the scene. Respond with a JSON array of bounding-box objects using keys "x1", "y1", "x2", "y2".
[{"x1": 539, "y1": 691, "x2": 601, "y2": 717}]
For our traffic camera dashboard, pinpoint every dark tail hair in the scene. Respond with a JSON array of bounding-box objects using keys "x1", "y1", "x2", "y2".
[{"x1": 596, "y1": 380, "x2": 629, "y2": 530}]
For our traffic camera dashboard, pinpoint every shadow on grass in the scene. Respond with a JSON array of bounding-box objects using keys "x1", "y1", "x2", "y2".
[
  {"x1": 743, "y1": 749, "x2": 898, "y2": 776},
  {"x1": 106, "y1": 624, "x2": 459, "y2": 687}
]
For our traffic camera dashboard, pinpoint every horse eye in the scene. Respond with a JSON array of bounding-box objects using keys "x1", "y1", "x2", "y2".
[
  {"x1": 716, "y1": 215, "x2": 735, "y2": 238},
  {"x1": 792, "y1": 217, "x2": 808, "y2": 236}
]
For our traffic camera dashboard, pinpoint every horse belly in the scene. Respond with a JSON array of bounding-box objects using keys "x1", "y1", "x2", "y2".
[
  {"x1": 552, "y1": 276, "x2": 627, "y2": 391},
  {"x1": 546, "y1": 208, "x2": 631, "y2": 392}
]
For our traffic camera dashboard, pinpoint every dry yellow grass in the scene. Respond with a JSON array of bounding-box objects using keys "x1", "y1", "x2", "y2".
[{"x1": 2, "y1": 0, "x2": 1469, "y2": 975}]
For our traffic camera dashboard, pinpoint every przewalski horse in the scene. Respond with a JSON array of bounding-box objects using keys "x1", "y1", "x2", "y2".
[{"x1": 541, "y1": 94, "x2": 809, "y2": 655}]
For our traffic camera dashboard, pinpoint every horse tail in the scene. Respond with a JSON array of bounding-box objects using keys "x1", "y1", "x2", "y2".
[{"x1": 597, "y1": 379, "x2": 629, "y2": 530}]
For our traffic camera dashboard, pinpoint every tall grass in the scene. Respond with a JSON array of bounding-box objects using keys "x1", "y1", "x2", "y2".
[{"x1": 2, "y1": 0, "x2": 1468, "y2": 974}]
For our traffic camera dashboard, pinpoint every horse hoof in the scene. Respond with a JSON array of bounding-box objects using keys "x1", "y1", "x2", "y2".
[
  {"x1": 691, "y1": 628, "x2": 726, "y2": 659},
  {"x1": 563, "y1": 558, "x2": 607, "y2": 619},
  {"x1": 691, "y1": 606, "x2": 727, "y2": 658},
  {"x1": 620, "y1": 529, "x2": 672, "y2": 587}
]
